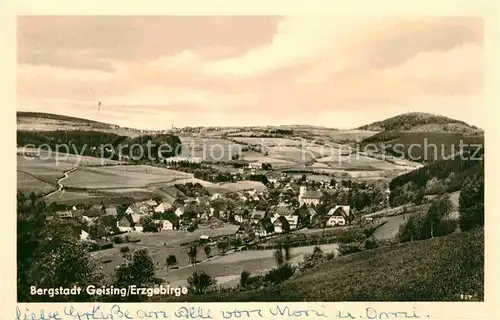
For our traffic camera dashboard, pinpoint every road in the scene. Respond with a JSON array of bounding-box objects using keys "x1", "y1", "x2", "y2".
[{"x1": 44, "y1": 166, "x2": 78, "y2": 198}]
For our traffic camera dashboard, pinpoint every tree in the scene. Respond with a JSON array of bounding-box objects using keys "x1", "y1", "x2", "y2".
[
  {"x1": 113, "y1": 249, "x2": 162, "y2": 301},
  {"x1": 166, "y1": 254, "x2": 177, "y2": 269},
  {"x1": 17, "y1": 195, "x2": 103, "y2": 302},
  {"x1": 204, "y1": 245, "x2": 212, "y2": 258},
  {"x1": 187, "y1": 270, "x2": 216, "y2": 295},
  {"x1": 240, "y1": 271, "x2": 251, "y2": 288},
  {"x1": 217, "y1": 240, "x2": 229, "y2": 255},
  {"x1": 120, "y1": 246, "x2": 130, "y2": 255},
  {"x1": 425, "y1": 195, "x2": 452, "y2": 238},
  {"x1": 459, "y1": 173, "x2": 484, "y2": 231},
  {"x1": 266, "y1": 243, "x2": 295, "y2": 285},
  {"x1": 139, "y1": 216, "x2": 158, "y2": 233},
  {"x1": 188, "y1": 246, "x2": 198, "y2": 264},
  {"x1": 398, "y1": 215, "x2": 420, "y2": 242}
]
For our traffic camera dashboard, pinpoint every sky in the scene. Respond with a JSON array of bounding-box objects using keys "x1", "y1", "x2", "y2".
[{"x1": 17, "y1": 16, "x2": 484, "y2": 130}]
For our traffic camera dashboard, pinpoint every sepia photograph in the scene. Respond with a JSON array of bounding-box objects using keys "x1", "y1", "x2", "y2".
[{"x1": 16, "y1": 15, "x2": 485, "y2": 303}]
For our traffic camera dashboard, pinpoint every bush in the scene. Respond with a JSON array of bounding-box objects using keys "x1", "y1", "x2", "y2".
[
  {"x1": 240, "y1": 271, "x2": 251, "y2": 288},
  {"x1": 112, "y1": 236, "x2": 124, "y2": 244},
  {"x1": 435, "y1": 219, "x2": 458, "y2": 237},
  {"x1": 339, "y1": 243, "x2": 362, "y2": 255},
  {"x1": 120, "y1": 246, "x2": 130, "y2": 254},
  {"x1": 364, "y1": 237, "x2": 378, "y2": 250},
  {"x1": 298, "y1": 246, "x2": 324, "y2": 272},
  {"x1": 264, "y1": 263, "x2": 296, "y2": 285}
]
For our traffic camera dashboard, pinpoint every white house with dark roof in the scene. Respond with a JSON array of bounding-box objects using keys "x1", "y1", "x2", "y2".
[
  {"x1": 327, "y1": 205, "x2": 351, "y2": 218},
  {"x1": 154, "y1": 219, "x2": 175, "y2": 231}
]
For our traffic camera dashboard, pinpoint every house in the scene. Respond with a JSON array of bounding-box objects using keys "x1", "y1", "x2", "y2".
[
  {"x1": 326, "y1": 215, "x2": 346, "y2": 227},
  {"x1": 117, "y1": 215, "x2": 134, "y2": 232},
  {"x1": 154, "y1": 202, "x2": 173, "y2": 214},
  {"x1": 255, "y1": 218, "x2": 273, "y2": 237},
  {"x1": 83, "y1": 208, "x2": 103, "y2": 220},
  {"x1": 154, "y1": 219, "x2": 175, "y2": 231},
  {"x1": 130, "y1": 214, "x2": 144, "y2": 232},
  {"x1": 271, "y1": 216, "x2": 285, "y2": 234},
  {"x1": 299, "y1": 187, "x2": 323, "y2": 206},
  {"x1": 80, "y1": 229, "x2": 90, "y2": 241},
  {"x1": 235, "y1": 224, "x2": 255, "y2": 238},
  {"x1": 125, "y1": 204, "x2": 142, "y2": 215},
  {"x1": 175, "y1": 207, "x2": 184, "y2": 217},
  {"x1": 143, "y1": 199, "x2": 158, "y2": 207},
  {"x1": 327, "y1": 205, "x2": 351, "y2": 218},
  {"x1": 248, "y1": 162, "x2": 262, "y2": 169},
  {"x1": 250, "y1": 209, "x2": 266, "y2": 225}
]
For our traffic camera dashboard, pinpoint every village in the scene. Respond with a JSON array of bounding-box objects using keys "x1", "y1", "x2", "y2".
[{"x1": 53, "y1": 160, "x2": 387, "y2": 254}]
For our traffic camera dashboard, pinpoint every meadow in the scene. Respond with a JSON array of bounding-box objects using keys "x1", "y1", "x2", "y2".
[
  {"x1": 63, "y1": 165, "x2": 189, "y2": 189},
  {"x1": 178, "y1": 136, "x2": 246, "y2": 161}
]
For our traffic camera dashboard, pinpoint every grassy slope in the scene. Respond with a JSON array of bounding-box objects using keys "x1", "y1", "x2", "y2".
[{"x1": 160, "y1": 229, "x2": 483, "y2": 302}]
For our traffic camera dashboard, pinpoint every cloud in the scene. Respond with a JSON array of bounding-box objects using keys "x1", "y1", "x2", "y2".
[{"x1": 17, "y1": 16, "x2": 484, "y2": 129}]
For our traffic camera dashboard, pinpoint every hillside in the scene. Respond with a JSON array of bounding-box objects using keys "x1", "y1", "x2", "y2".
[
  {"x1": 358, "y1": 112, "x2": 482, "y2": 134},
  {"x1": 160, "y1": 229, "x2": 483, "y2": 302},
  {"x1": 360, "y1": 131, "x2": 484, "y2": 163},
  {"x1": 17, "y1": 111, "x2": 113, "y2": 127}
]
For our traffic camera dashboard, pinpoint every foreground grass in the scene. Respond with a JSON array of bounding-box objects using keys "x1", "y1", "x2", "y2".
[{"x1": 158, "y1": 228, "x2": 483, "y2": 302}]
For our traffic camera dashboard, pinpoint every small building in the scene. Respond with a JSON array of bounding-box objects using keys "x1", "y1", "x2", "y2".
[
  {"x1": 143, "y1": 199, "x2": 158, "y2": 207},
  {"x1": 154, "y1": 219, "x2": 175, "y2": 231},
  {"x1": 299, "y1": 187, "x2": 323, "y2": 206},
  {"x1": 327, "y1": 215, "x2": 346, "y2": 227},
  {"x1": 327, "y1": 205, "x2": 351, "y2": 218},
  {"x1": 154, "y1": 202, "x2": 173, "y2": 214},
  {"x1": 235, "y1": 224, "x2": 255, "y2": 239},
  {"x1": 117, "y1": 215, "x2": 134, "y2": 233}
]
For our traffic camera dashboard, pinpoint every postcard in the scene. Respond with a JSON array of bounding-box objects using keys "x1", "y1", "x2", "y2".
[{"x1": 2, "y1": 0, "x2": 499, "y2": 319}]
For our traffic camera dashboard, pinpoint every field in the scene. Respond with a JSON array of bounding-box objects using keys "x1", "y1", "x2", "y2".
[
  {"x1": 327, "y1": 129, "x2": 379, "y2": 142},
  {"x1": 93, "y1": 222, "x2": 339, "y2": 290},
  {"x1": 230, "y1": 137, "x2": 303, "y2": 147},
  {"x1": 217, "y1": 181, "x2": 267, "y2": 192},
  {"x1": 17, "y1": 171, "x2": 57, "y2": 195},
  {"x1": 63, "y1": 165, "x2": 189, "y2": 189},
  {"x1": 178, "y1": 136, "x2": 246, "y2": 161},
  {"x1": 173, "y1": 229, "x2": 484, "y2": 301}
]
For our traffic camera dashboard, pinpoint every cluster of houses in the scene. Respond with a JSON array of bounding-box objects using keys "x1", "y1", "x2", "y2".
[{"x1": 55, "y1": 172, "x2": 353, "y2": 245}]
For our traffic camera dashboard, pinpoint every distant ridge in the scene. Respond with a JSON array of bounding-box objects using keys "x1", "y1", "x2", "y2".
[
  {"x1": 17, "y1": 111, "x2": 112, "y2": 126},
  {"x1": 357, "y1": 112, "x2": 482, "y2": 134}
]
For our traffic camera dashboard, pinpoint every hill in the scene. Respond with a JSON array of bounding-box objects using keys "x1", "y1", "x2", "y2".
[
  {"x1": 17, "y1": 111, "x2": 113, "y2": 127},
  {"x1": 357, "y1": 112, "x2": 482, "y2": 134},
  {"x1": 159, "y1": 228, "x2": 483, "y2": 302}
]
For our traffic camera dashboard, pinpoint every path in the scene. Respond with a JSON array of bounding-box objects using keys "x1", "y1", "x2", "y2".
[{"x1": 44, "y1": 166, "x2": 78, "y2": 198}]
